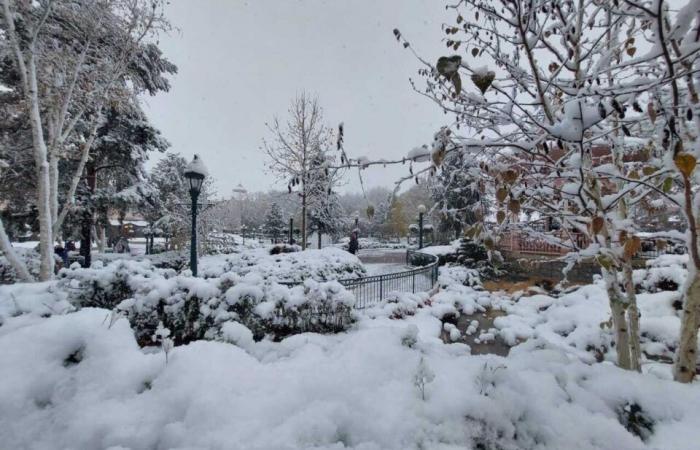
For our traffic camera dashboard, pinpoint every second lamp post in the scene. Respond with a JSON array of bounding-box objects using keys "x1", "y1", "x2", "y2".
[{"x1": 417, "y1": 204, "x2": 426, "y2": 249}]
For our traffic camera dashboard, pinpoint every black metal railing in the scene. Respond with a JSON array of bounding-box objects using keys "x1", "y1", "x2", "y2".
[{"x1": 281, "y1": 250, "x2": 439, "y2": 309}]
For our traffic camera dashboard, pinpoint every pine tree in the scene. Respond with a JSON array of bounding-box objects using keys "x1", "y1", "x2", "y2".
[
  {"x1": 264, "y1": 203, "x2": 286, "y2": 243},
  {"x1": 430, "y1": 152, "x2": 480, "y2": 240}
]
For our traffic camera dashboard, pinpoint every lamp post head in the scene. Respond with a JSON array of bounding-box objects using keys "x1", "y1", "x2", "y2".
[
  {"x1": 417, "y1": 204, "x2": 426, "y2": 214},
  {"x1": 184, "y1": 154, "x2": 208, "y2": 196}
]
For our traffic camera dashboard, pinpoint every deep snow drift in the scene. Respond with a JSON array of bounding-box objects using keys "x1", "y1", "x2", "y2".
[{"x1": 0, "y1": 253, "x2": 699, "y2": 449}]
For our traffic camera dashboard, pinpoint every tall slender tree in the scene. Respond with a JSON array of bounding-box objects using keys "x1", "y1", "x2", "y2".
[{"x1": 263, "y1": 92, "x2": 336, "y2": 249}]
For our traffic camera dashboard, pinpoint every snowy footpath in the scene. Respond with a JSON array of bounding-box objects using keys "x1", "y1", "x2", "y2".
[{"x1": 0, "y1": 253, "x2": 699, "y2": 449}]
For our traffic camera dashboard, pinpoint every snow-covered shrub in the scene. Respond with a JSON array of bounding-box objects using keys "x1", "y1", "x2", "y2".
[
  {"x1": 365, "y1": 291, "x2": 428, "y2": 320},
  {"x1": 0, "y1": 281, "x2": 73, "y2": 325},
  {"x1": 335, "y1": 237, "x2": 409, "y2": 251},
  {"x1": 634, "y1": 254, "x2": 687, "y2": 294},
  {"x1": 438, "y1": 265, "x2": 481, "y2": 288},
  {"x1": 429, "y1": 265, "x2": 489, "y2": 320},
  {"x1": 199, "y1": 246, "x2": 366, "y2": 282},
  {"x1": 269, "y1": 244, "x2": 301, "y2": 255},
  {"x1": 276, "y1": 279, "x2": 356, "y2": 336},
  {"x1": 116, "y1": 273, "x2": 223, "y2": 345},
  {"x1": 407, "y1": 251, "x2": 436, "y2": 267},
  {"x1": 0, "y1": 247, "x2": 60, "y2": 284},
  {"x1": 93, "y1": 250, "x2": 189, "y2": 272},
  {"x1": 207, "y1": 277, "x2": 356, "y2": 340},
  {"x1": 204, "y1": 232, "x2": 239, "y2": 255},
  {"x1": 148, "y1": 251, "x2": 190, "y2": 271},
  {"x1": 57, "y1": 259, "x2": 175, "y2": 309},
  {"x1": 58, "y1": 253, "x2": 359, "y2": 345}
]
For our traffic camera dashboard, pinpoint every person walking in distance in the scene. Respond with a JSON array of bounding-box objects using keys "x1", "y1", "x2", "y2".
[{"x1": 348, "y1": 231, "x2": 359, "y2": 255}]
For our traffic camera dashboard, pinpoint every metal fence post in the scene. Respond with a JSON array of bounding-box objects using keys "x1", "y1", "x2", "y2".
[
  {"x1": 412, "y1": 271, "x2": 416, "y2": 293},
  {"x1": 380, "y1": 276, "x2": 384, "y2": 300}
]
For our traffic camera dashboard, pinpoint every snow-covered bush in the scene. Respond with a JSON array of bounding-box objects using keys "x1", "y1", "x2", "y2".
[
  {"x1": 58, "y1": 259, "x2": 175, "y2": 309},
  {"x1": 205, "y1": 276, "x2": 356, "y2": 341},
  {"x1": 115, "y1": 272, "x2": 223, "y2": 345},
  {"x1": 0, "y1": 247, "x2": 60, "y2": 284},
  {"x1": 94, "y1": 250, "x2": 189, "y2": 272},
  {"x1": 269, "y1": 243, "x2": 301, "y2": 255},
  {"x1": 56, "y1": 257, "x2": 358, "y2": 345},
  {"x1": 199, "y1": 246, "x2": 366, "y2": 282},
  {"x1": 335, "y1": 237, "x2": 409, "y2": 251},
  {"x1": 365, "y1": 291, "x2": 428, "y2": 320},
  {"x1": 204, "y1": 232, "x2": 240, "y2": 255},
  {"x1": 0, "y1": 281, "x2": 73, "y2": 325},
  {"x1": 634, "y1": 255, "x2": 687, "y2": 295}
]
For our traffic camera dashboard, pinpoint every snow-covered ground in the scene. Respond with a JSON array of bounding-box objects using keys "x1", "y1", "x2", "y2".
[
  {"x1": 364, "y1": 262, "x2": 409, "y2": 276},
  {"x1": 0, "y1": 253, "x2": 698, "y2": 449},
  {"x1": 420, "y1": 240, "x2": 461, "y2": 257}
]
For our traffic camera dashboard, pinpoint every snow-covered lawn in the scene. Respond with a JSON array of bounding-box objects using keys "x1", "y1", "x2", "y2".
[{"x1": 0, "y1": 253, "x2": 698, "y2": 449}]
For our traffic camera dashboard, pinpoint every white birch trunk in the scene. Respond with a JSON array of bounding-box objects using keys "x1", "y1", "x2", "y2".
[
  {"x1": 675, "y1": 270, "x2": 700, "y2": 382},
  {"x1": 28, "y1": 58, "x2": 54, "y2": 281},
  {"x1": 49, "y1": 153, "x2": 59, "y2": 234},
  {"x1": 3, "y1": 0, "x2": 54, "y2": 280},
  {"x1": 603, "y1": 269, "x2": 632, "y2": 370},
  {"x1": 623, "y1": 263, "x2": 642, "y2": 372},
  {"x1": 0, "y1": 218, "x2": 33, "y2": 282}
]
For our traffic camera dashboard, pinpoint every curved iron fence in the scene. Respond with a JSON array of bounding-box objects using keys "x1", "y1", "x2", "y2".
[{"x1": 282, "y1": 249, "x2": 439, "y2": 309}]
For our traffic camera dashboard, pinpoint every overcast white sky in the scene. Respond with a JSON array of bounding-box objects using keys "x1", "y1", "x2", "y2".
[{"x1": 142, "y1": 0, "x2": 452, "y2": 197}]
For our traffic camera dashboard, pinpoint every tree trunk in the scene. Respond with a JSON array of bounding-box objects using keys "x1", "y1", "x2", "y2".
[
  {"x1": 623, "y1": 263, "x2": 642, "y2": 372},
  {"x1": 97, "y1": 226, "x2": 106, "y2": 253},
  {"x1": 301, "y1": 194, "x2": 307, "y2": 250},
  {"x1": 49, "y1": 154, "x2": 59, "y2": 235},
  {"x1": 79, "y1": 164, "x2": 97, "y2": 268},
  {"x1": 3, "y1": 0, "x2": 54, "y2": 280},
  {"x1": 79, "y1": 212, "x2": 92, "y2": 268},
  {"x1": 0, "y1": 218, "x2": 33, "y2": 282},
  {"x1": 36, "y1": 155, "x2": 54, "y2": 280},
  {"x1": 675, "y1": 270, "x2": 700, "y2": 382},
  {"x1": 604, "y1": 269, "x2": 632, "y2": 370}
]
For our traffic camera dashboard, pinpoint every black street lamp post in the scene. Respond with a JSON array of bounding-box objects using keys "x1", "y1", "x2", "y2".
[
  {"x1": 417, "y1": 204, "x2": 426, "y2": 249},
  {"x1": 184, "y1": 155, "x2": 207, "y2": 276}
]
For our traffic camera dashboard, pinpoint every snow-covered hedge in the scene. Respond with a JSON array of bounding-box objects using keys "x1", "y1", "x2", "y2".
[
  {"x1": 335, "y1": 237, "x2": 410, "y2": 251},
  {"x1": 198, "y1": 246, "x2": 366, "y2": 282},
  {"x1": 94, "y1": 250, "x2": 189, "y2": 272},
  {"x1": 57, "y1": 258, "x2": 356, "y2": 345}
]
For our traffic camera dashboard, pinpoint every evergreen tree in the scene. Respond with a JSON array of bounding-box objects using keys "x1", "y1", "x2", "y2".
[
  {"x1": 264, "y1": 203, "x2": 286, "y2": 243},
  {"x1": 430, "y1": 152, "x2": 480, "y2": 239},
  {"x1": 307, "y1": 152, "x2": 345, "y2": 247}
]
